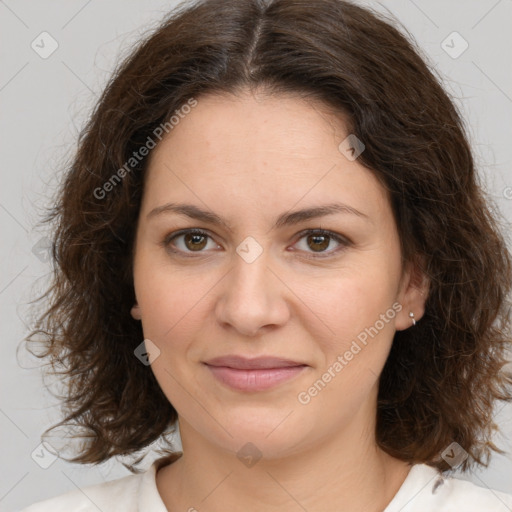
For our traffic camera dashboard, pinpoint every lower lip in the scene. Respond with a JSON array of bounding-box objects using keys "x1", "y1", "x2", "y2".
[{"x1": 205, "y1": 364, "x2": 307, "y2": 392}]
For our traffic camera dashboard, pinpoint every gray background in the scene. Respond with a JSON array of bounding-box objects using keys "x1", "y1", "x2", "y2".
[{"x1": 1, "y1": 0, "x2": 511, "y2": 510}]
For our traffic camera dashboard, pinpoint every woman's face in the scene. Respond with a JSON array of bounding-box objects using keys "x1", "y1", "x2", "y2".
[{"x1": 131, "y1": 90, "x2": 426, "y2": 459}]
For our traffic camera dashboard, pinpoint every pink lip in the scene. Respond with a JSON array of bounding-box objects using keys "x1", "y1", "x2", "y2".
[{"x1": 204, "y1": 356, "x2": 308, "y2": 392}]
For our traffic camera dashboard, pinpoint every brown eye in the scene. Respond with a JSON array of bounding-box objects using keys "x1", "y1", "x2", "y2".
[
  {"x1": 184, "y1": 232, "x2": 208, "y2": 251},
  {"x1": 163, "y1": 229, "x2": 218, "y2": 255},
  {"x1": 294, "y1": 229, "x2": 349, "y2": 258},
  {"x1": 307, "y1": 234, "x2": 330, "y2": 252}
]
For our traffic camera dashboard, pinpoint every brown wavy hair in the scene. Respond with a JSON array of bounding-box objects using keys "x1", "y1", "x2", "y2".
[{"x1": 23, "y1": 0, "x2": 512, "y2": 473}]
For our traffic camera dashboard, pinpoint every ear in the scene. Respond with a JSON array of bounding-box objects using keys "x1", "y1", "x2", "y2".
[
  {"x1": 131, "y1": 303, "x2": 142, "y2": 320},
  {"x1": 395, "y1": 256, "x2": 429, "y2": 331}
]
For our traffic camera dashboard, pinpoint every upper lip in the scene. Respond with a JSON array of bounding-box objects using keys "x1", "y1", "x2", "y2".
[{"x1": 204, "y1": 355, "x2": 307, "y2": 370}]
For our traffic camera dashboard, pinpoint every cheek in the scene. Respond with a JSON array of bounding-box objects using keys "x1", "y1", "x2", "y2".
[
  {"x1": 295, "y1": 273, "x2": 400, "y2": 421},
  {"x1": 297, "y1": 261, "x2": 401, "y2": 370},
  {"x1": 133, "y1": 249, "x2": 218, "y2": 343},
  {"x1": 133, "y1": 262, "x2": 212, "y2": 410}
]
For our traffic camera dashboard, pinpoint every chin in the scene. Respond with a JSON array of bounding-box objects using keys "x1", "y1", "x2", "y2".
[
  {"x1": 196, "y1": 407, "x2": 318, "y2": 462},
  {"x1": 218, "y1": 431, "x2": 307, "y2": 462}
]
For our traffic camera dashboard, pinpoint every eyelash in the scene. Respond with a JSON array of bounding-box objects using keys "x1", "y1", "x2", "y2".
[{"x1": 161, "y1": 228, "x2": 351, "y2": 259}]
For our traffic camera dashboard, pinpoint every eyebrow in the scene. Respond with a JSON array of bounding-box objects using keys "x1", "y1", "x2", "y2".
[{"x1": 146, "y1": 202, "x2": 369, "y2": 230}]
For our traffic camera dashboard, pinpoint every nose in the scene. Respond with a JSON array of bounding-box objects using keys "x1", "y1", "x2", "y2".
[{"x1": 214, "y1": 249, "x2": 291, "y2": 337}]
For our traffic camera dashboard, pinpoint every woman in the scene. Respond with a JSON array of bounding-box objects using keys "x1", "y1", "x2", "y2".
[{"x1": 21, "y1": 0, "x2": 512, "y2": 510}]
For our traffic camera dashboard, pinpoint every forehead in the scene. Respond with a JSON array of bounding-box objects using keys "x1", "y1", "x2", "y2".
[
  {"x1": 142, "y1": 90, "x2": 391, "y2": 224},
  {"x1": 154, "y1": 90, "x2": 349, "y2": 158}
]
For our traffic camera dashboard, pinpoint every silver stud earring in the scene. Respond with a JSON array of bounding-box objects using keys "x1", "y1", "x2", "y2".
[{"x1": 409, "y1": 311, "x2": 416, "y2": 326}]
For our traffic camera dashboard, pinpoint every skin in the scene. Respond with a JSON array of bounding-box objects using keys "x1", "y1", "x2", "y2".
[{"x1": 130, "y1": 88, "x2": 429, "y2": 512}]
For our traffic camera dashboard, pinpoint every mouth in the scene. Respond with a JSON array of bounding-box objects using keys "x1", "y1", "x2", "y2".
[{"x1": 203, "y1": 355, "x2": 309, "y2": 392}]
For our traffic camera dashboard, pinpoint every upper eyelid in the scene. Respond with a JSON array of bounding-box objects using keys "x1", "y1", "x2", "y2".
[
  {"x1": 165, "y1": 228, "x2": 349, "y2": 253},
  {"x1": 166, "y1": 228, "x2": 345, "y2": 242}
]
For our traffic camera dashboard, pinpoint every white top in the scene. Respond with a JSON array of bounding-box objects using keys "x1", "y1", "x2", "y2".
[{"x1": 19, "y1": 456, "x2": 512, "y2": 512}]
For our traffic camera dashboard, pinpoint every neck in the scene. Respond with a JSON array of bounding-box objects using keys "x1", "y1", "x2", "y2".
[{"x1": 156, "y1": 406, "x2": 411, "y2": 512}]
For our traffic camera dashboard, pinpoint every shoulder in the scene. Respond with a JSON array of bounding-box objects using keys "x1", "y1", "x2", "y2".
[
  {"x1": 18, "y1": 454, "x2": 180, "y2": 512},
  {"x1": 387, "y1": 463, "x2": 512, "y2": 512},
  {"x1": 18, "y1": 470, "x2": 144, "y2": 512},
  {"x1": 434, "y1": 472, "x2": 512, "y2": 511}
]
